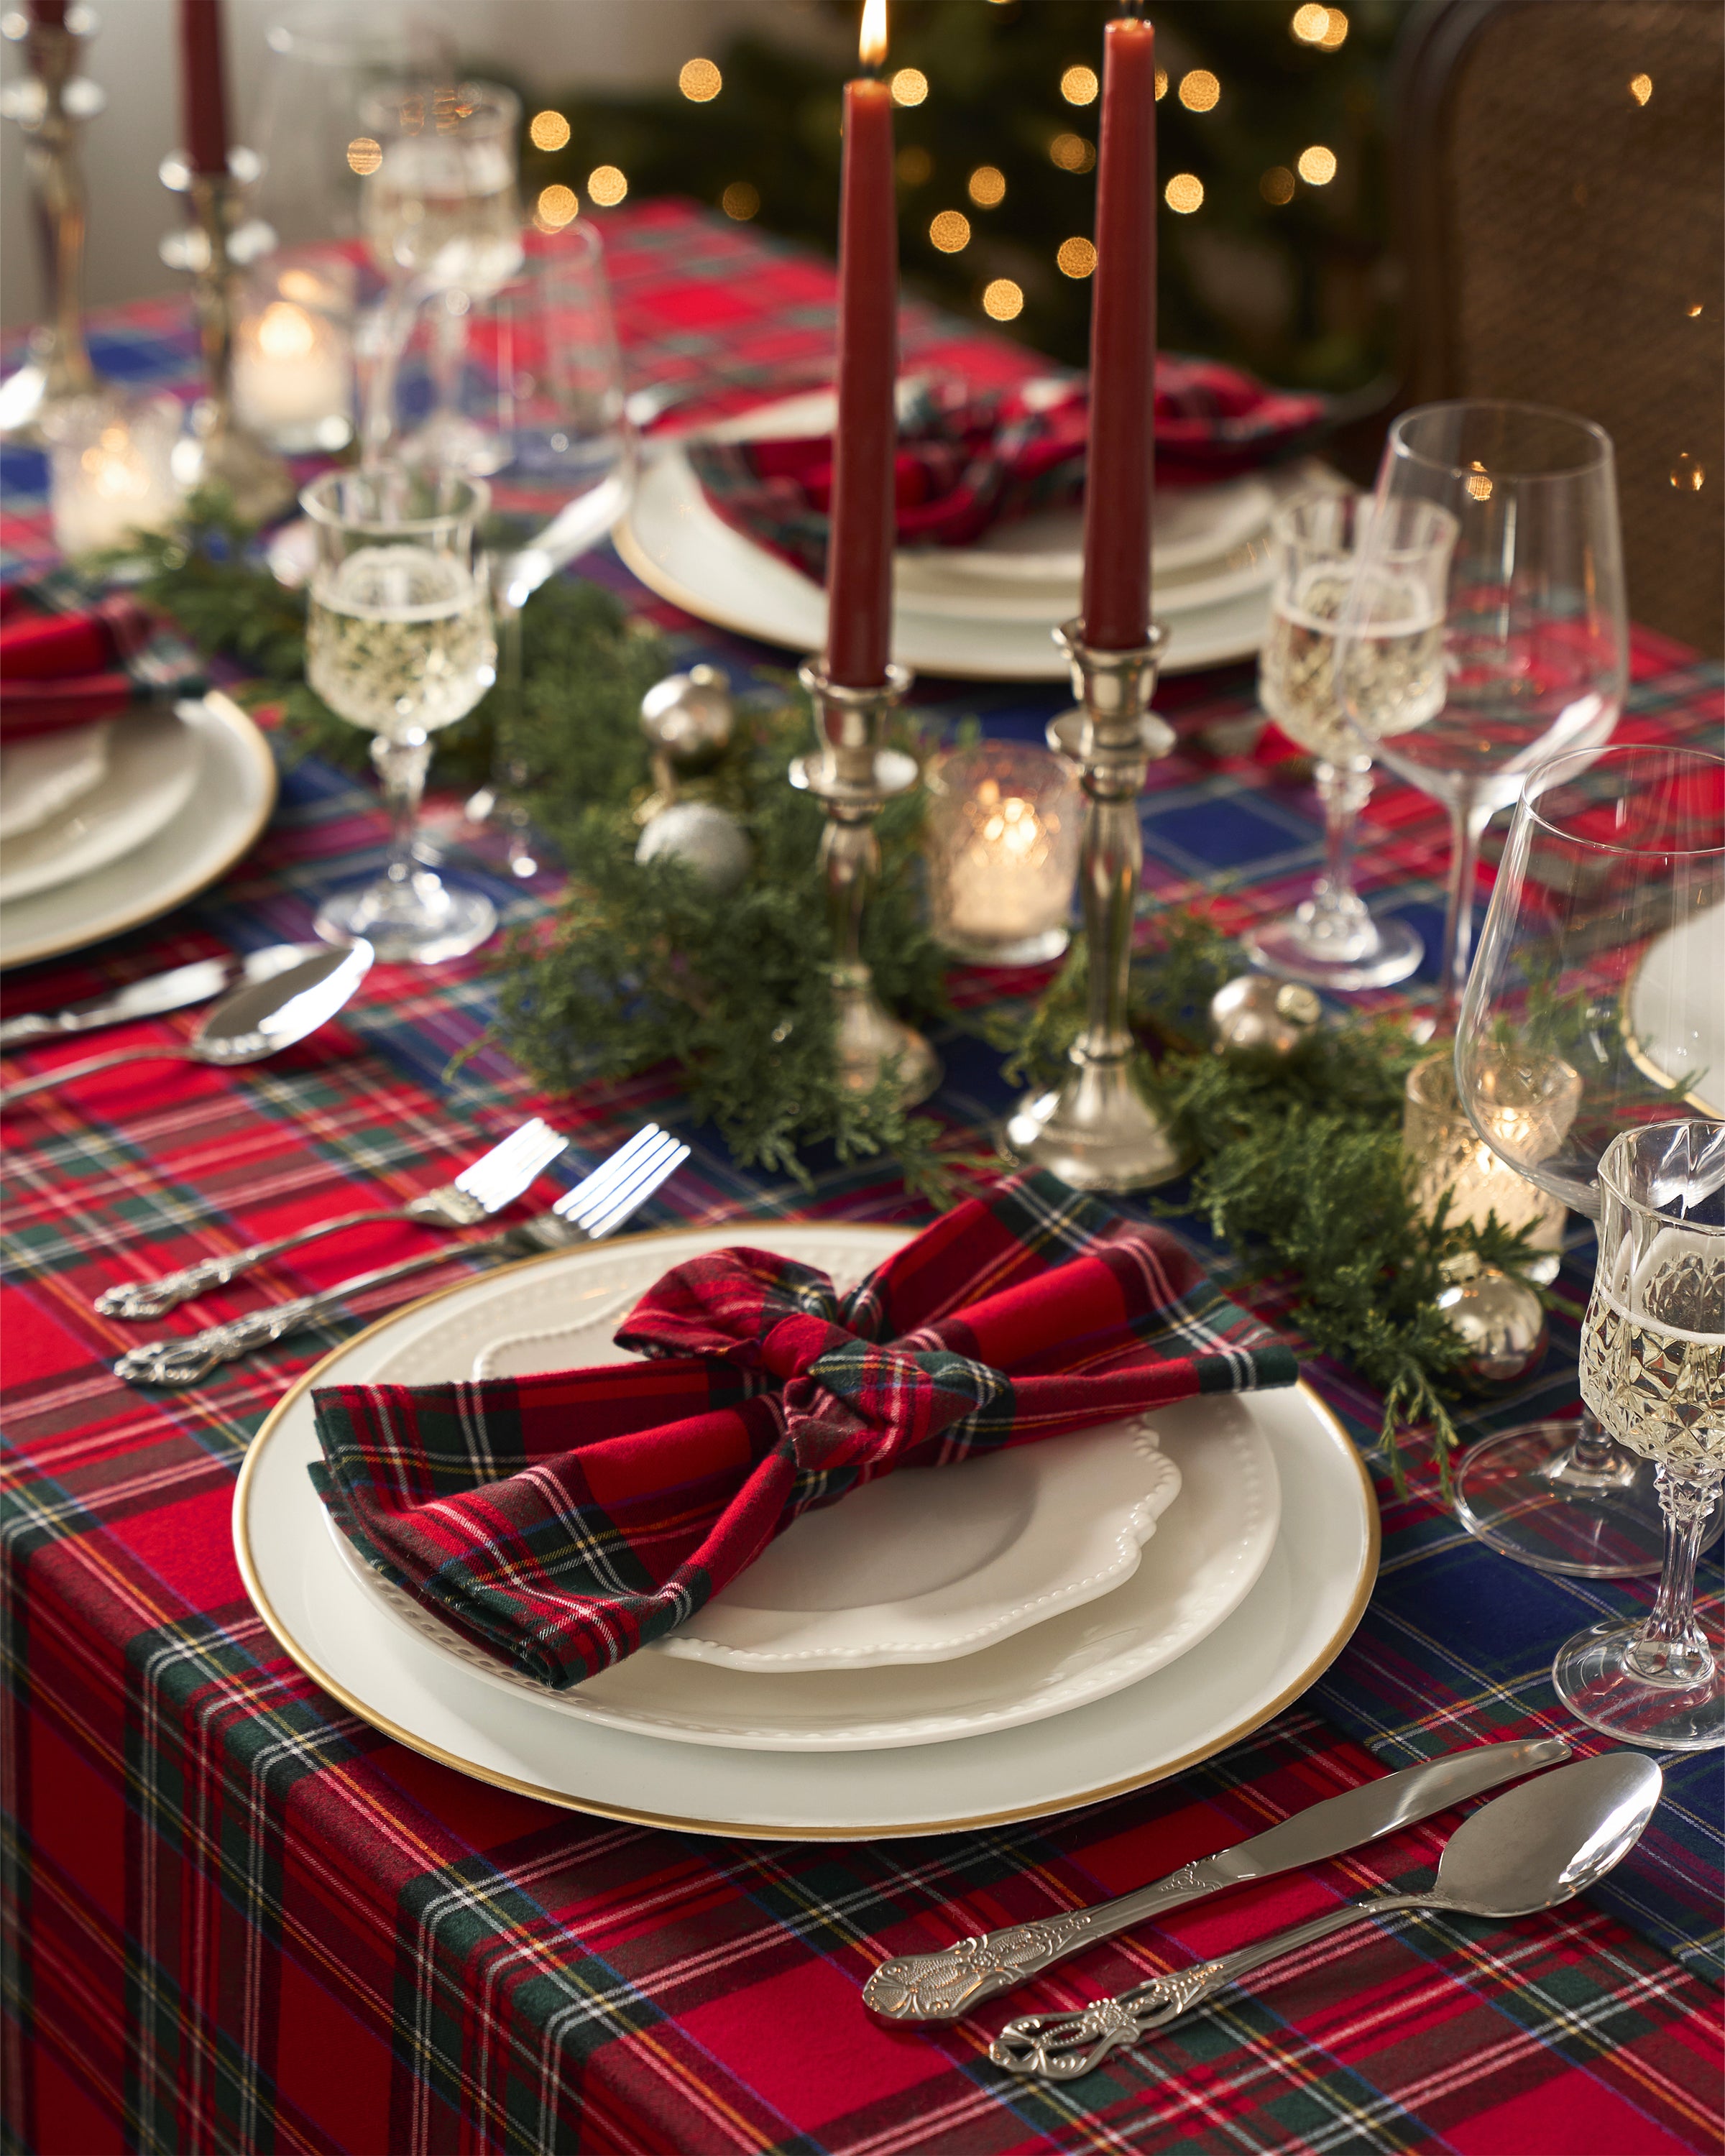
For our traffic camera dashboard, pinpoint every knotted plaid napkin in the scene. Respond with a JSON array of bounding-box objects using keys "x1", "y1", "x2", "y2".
[
  {"x1": 0, "y1": 574, "x2": 204, "y2": 742},
  {"x1": 311, "y1": 1171, "x2": 1297, "y2": 1690},
  {"x1": 687, "y1": 362, "x2": 1327, "y2": 586}
]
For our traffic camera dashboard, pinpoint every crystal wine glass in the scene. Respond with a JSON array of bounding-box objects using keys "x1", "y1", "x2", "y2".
[
  {"x1": 1455, "y1": 741, "x2": 1725, "y2": 1576},
  {"x1": 302, "y1": 466, "x2": 499, "y2": 963},
  {"x1": 1340, "y1": 401, "x2": 1629, "y2": 1028},
  {"x1": 1554, "y1": 1118, "x2": 1725, "y2": 1750},
  {"x1": 1246, "y1": 490, "x2": 1450, "y2": 991}
]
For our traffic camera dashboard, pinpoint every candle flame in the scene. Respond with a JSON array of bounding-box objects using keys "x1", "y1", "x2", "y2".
[{"x1": 859, "y1": 0, "x2": 888, "y2": 69}]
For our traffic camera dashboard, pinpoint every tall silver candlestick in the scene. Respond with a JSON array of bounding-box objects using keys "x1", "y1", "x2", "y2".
[
  {"x1": 792, "y1": 658, "x2": 942, "y2": 1107},
  {"x1": 1001, "y1": 617, "x2": 1184, "y2": 1190},
  {"x1": 0, "y1": 6, "x2": 104, "y2": 441},
  {"x1": 158, "y1": 153, "x2": 292, "y2": 523}
]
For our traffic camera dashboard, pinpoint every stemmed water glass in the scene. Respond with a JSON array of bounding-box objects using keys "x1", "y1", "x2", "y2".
[
  {"x1": 1455, "y1": 742, "x2": 1725, "y2": 1576},
  {"x1": 1340, "y1": 401, "x2": 1629, "y2": 1028},
  {"x1": 1555, "y1": 1119, "x2": 1725, "y2": 1750},
  {"x1": 1246, "y1": 491, "x2": 1449, "y2": 990},
  {"x1": 303, "y1": 466, "x2": 499, "y2": 963}
]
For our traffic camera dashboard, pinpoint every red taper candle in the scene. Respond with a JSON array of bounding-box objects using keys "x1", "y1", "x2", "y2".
[
  {"x1": 29, "y1": 0, "x2": 68, "y2": 29},
  {"x1": 1080, "y1": 11, "x2": 1157, "y2": 652},
  {"x1": 179, "y1": 0, "x2": 231, "y2": 180},
  {"x1": 825, "y1": 0, "x2": 898, "y2": 688}
]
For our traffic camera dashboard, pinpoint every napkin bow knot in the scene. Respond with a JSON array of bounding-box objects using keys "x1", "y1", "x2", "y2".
[{"x1": 310, "y1": 1170, "x2": 1299, "y2": 1689}]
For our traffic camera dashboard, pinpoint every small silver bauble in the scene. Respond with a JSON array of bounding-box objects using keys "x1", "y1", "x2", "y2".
[
  {"x1": 1209, "y1": 974, "x2": 1322, "y2": 1064},
  {"x1": 635, "y1": 799, "x2": 752, "y2": 894},
  {"x1": 1437, "y1": 1264, "x2": 1548, "y2": 1385},
  {"x1": 640, "y1": 663, "x2": 735, "y2": 780}
]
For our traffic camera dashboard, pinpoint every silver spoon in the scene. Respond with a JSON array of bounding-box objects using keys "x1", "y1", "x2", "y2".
[
  {"x1": 991, "y1": 1751, "x2": 1662, "y2": 2081},
  {"x1": 0, "y1": 941, "x2": 374, "y2": 1110}
]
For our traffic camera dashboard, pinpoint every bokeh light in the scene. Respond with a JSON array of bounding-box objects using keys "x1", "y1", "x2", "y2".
[
  {"x1": 1291, "y1": 4, "x2": 1330, "y2": 42},
  {"x1": 1179, "y1": 70, "x2": 1220, "y2": 112},
  {"x1": 1297, "y1": 144, "x2": 1338, "y2": 185},
  {"x1": 1629, "y1": 72, "x2": 1652, "y2": 104},
  {"x1": 1049, "y1": 132, "x2": 1095, "y2": 173},
  {"x1": 1057, "y1": 236, "x2": 1097, "y2": 278},
  {"x1": 1671, "y1": 453, "x2": 1706, "y2": 491},
  {"x1": 968, "y1": 164, "x2": 1006, "y2": 207},
  {"x1": 587, "y1": 165, "x2": 628, "y2": 206},
  {"x1": 535, "y1": 184, "x2": 578, "y2": 229},
  {"x1": 346, "y1": 136, "x2": 382, "y2": 176},
  {"x1": 1466, "y1": 461, "x2": 1493, "y2": 501},
  {"x1": 929, "y1": 209, "x2": 971, "y2": 252},
  {"x1": 678, "y1": 58, "x2": 721, "y2": 101},
  {"x1": 1260, "y1": 165, "x2": 1296, "y2": 204},
  {"x1": 1318, "y1": 7, "x2": 1349, "y2": 48},
  {"x1": 891, "y1": 67, "x2": 928, "y2": 106},
  {"x1": 1155, "y1": 68, "x2": 1168, "y2": 98},
  {"x1": 721, "y1": 182, "x2": 760, "y2": 221},
  {"x1": 529, "y1": 109, "x2": 570, "y2": 152},
  {"x1": 983, "y1": 278, "x2": 1024, "y2": 321},
  {"x1": 1164, "y1": 172, "x2": 1204, "y2": 213},
  {"x1": 1060, "y1": 65, "x2": 1099, "y2": 105}
]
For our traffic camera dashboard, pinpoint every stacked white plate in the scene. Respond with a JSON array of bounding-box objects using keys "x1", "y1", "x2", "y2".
[
  {"x1": 615, "y1": 390, "x2": 1322, "y2": 682},
  {"x1": 0, "y1": 693, "x2": 277, "y2": 969},
  {"x1": 238, "y1": 1222, "x2": 1379, "y2": 1838}
]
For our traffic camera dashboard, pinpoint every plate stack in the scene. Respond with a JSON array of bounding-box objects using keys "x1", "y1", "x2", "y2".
[
  {"x1": 617, "y1": 390, "x2": 1315, "y2": 683},
  {"x1": 241, "y1": 1223, "x2": 1379, "y2": 1838},
  {"x1": 0, "y1": 695, "x2": 277, "y2": 970}
]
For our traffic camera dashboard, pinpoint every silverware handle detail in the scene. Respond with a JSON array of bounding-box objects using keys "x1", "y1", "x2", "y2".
[
  {"x1": 113, "y1": 1235, "x2": 510, "y2": 1386},
  {"x1": 0, "y1": 1043, "x2": 193, "y2": 1107},
  {"x1": 96, "y1": 1207, "x2": 411, "y2": 1319},
  {"x1": 990, "y1": 1893, "x2": 1440, "y2": 2080}
]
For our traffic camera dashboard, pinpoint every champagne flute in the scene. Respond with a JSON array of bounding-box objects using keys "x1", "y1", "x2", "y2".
[
  {"x1": 1246, "y1": 491, "x2": 1450, "y2": 990},
  {"x1": 1555, "y1": 1118, "x2": 1725, "y2": 1750},
  {"x1": 1340, "y1": 401, "x2": 1629, "y2": 1028},
  {"x1": 303, "y1": 466, "x2": 499, "y2": 964},
  {"x1": 1455, "y1": 741, "x2": 1725, "y2": 1576}
]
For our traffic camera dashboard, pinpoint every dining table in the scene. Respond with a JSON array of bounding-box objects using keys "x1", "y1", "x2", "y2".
[{"x1": 1, "y1": 198, "x2": 1721, "y2": 2156}]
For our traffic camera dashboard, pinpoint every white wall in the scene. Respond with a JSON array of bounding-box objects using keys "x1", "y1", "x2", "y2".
[{"x1": 2, "y1": 0, "x2": 835, "y2": 326}]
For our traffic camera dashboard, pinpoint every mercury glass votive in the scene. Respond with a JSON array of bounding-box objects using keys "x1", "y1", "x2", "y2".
[
  {"x1": 1404, "y1": 1050, "x2": 1570, "y2": 1285},
  {"x1": 925, "y1": 740, "x2": 1082, "y2": 966},
  {"x1": 47, "y1": 393, "x2": 185, "y2": 556},
  {"x1": 231, "y1": 256, "x2": 356, "y2": 453}
]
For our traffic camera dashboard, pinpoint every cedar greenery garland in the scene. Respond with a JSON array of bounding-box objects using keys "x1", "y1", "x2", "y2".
[{"x1": 135, "y1": 502, "x2": 1541, "y2": 1485}]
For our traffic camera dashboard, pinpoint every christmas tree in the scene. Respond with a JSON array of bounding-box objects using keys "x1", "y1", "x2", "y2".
[{"x1": 508, "y1": 0, "x2": 1407, "y2": 392}]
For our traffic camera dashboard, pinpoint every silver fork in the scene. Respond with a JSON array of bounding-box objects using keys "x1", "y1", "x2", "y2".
[
  {"x1": 113, "y1": 1123, "x2": 691, "y2": 1387},
  {"x1": 96, "y1": 1118, "x2": 571, "y2": 1321}
]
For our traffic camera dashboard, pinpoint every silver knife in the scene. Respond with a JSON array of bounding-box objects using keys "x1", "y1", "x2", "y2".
[
  {"x1": 862, "y1": 1736, "x2": 1571, "y2": 2022},
  {"x1": 0, "y1": 944, "x2": 315, "y2": 1049}
]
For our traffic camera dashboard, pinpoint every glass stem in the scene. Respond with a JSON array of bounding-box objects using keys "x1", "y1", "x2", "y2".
[
  {"x1": 428, "y1": 290, "x2": 469, "y2": 440},
  {"x1": 1627, "y1": 1468, "x2": 1723, "y2": 1685},
  {"x1": 372, "y1": 731, "x2": 432, "y2": 888},
  {"x1": 1314, "y1": 755, "x2": 1371, "y2": 912},
  {"x1": 1569, "y1": 1408, "x2": 1621, "y2": 1477},
  {"x1": 357, "y1": 285, "x2": 416, "y2": 470},
  {"x1": 1435, "y1": 791, "x2": 1492, "y2": 1031}
]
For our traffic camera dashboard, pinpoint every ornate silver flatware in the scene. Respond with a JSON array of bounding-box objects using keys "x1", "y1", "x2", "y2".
[
  {"x1": 862, "y1": 1736, "x2": 1570, "y2": 2022},
  {"x1": 0, "y1": 943, "x2": 314, "y2": 1049}
]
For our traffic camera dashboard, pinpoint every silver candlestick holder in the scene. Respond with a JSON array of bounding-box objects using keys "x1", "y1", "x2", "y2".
[
  {"x1": 791, "y1": 658, "x2": 942, "y2": 1107},
  {"x1": 1000, "y1": 617, "x2": 1185, "y2": 1191},
  {"x1": 0, "y1": 5, "x2": 104, "y2": 441},
  {"x1": 158, "y1": 151, "x2": 292, "y2": 523}
]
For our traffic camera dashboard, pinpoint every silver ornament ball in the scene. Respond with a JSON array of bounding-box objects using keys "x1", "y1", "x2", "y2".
[
  {"x1": 1209, "y1": 973, "x2": 1322, "y2": 1064},
  {"x1": 1437, "y1": 1264, "x2": 1548, "y2": 1385},
  {"x1": 635, "y1": 800, "x2": 753, "y2": 894},
  {"x1": 640, "y1": 663, "x2": 735, "y2": 777}
]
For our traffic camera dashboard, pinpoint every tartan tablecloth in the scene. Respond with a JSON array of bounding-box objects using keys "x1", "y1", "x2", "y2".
[{"x1": 3, "y1": 201, "x2": 1723, "y2": 2156}]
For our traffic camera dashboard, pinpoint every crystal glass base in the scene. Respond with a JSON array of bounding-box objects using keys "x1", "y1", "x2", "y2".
[
  {"x1": 1553, "y1": 1612, "x2": 1725, "y2": 1750},
  {"x1": 1243, "y1": 907, "x2": 1422, "y2": 992},
  {"x1": 1453, "y1": 1422, "x2": 1668, "y2": 1577},
  {"x1": 939, "y1": 924, "x2": 1070, "y2": 969},
  {"x1": 316, "y1": 870, "x2": 497, "y2": 967}
]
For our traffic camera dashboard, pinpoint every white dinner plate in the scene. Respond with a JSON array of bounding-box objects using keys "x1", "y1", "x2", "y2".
[
  {"x1": 0, "y1": 693, "x2": 277, "y2": 969},
  {"x1": 237, "y1": 1227, "x2": 1378, "y2": 1835},
  {"x1": 0, "y1": 708, "x2": 200, "y2": 903},
  {"x1": 1627, "y1": 904, "x2": 1725, "y2": 1119},
  {"x1": 0, "y1": 722, "x2": 112, "y2": 842},
  {"x1": 617, "y1": 443, "x2": 1277, "y2": 681},
  {"x1": 466, "y1": 1276, "x2": 1189, "y2": 1673}
]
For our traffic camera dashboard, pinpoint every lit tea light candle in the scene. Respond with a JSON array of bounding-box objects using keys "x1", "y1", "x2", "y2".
[
  {"x1": 926, "y1": 742, "x2": 1081, "y2": 965},
  {"x1": 1403, "y1": 1051, "x2": 1575, "y2": 1283},
  {"x1": 231, "y1": 265, "x2": 354, "y2": 450},
  {"x1": 49, "y1": 397, "x2": 185, "y2": 555}
]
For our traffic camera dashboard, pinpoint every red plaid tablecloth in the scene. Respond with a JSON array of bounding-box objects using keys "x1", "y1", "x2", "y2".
[{"x1": 3, "y1": 201, "x2": 1723, "y2": 2156}]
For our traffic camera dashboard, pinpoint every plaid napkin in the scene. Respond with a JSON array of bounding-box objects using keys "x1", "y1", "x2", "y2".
[
  {"x1": 687, "y1": 361, "x2": 1328, "y2": 585},
  {"x1": 0, "y1": 573, "x2": 204, "y2": 742},
  {"x1": 310, "y1": 1171, "x2": 1299, "y2": 1690}
]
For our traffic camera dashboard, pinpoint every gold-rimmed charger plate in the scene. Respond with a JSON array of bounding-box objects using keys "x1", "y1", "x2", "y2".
[{"x1": 234, "y1": 1224, "x2": 1379, "y2": 1840}]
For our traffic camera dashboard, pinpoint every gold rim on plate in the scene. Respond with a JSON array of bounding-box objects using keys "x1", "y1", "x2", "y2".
[
  {"x1": 234, "y1": 1226, "x2": 1380, "y2": 1841},
  {"x1": 0, "y1": 691, "x2": 279, "y2": 971}
]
